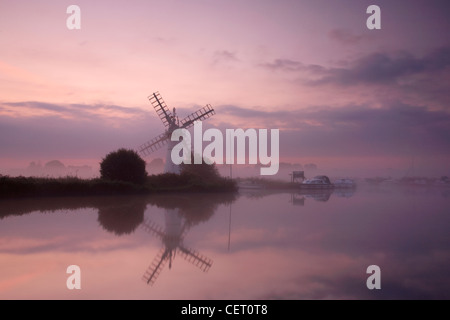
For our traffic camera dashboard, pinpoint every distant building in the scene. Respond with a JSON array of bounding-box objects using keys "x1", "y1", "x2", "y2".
[
  {"x1": 304, "y1": 163, "x2": 318, "y2": 170},
  {"x1": 290, "y1": 171, "x2": 305, "y2": 183}
]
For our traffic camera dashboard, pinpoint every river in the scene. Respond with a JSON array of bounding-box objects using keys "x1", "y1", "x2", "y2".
[{"x1": 0, "y1": 183, "x2": 449, "y2": 299}]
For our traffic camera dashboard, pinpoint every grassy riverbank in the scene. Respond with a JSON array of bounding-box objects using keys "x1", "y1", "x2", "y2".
[{"x1": 0, "y1": 173, "x2": 237, "y2": 199}]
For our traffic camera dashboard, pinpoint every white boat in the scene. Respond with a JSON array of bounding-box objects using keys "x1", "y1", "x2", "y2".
[
  {"x1": 433, "y1": 176, "x2": 450, "y2": 187},
  {"x1": 300, "y1": 175, "x2": 334, "y2": 189}
]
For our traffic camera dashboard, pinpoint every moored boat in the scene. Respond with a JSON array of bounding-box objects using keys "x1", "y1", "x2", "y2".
[{"x1": 300, "y1": 175, "x2": 334, "y2": 189}]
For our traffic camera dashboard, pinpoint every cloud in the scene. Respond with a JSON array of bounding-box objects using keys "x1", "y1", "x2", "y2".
[
  {"x1": 261, "y1": 46, "x2": 450, "y2": 84},
  {"x1": 1, "y1": 101, "x2": 146, "y2": 121},
  {"x1": 0, "y1": 101, "x2": 161, "y2": 160},
  {"x1": 259, "y1": 59, "x2": 306, "y2": 72},
  {"x1": 328, "y1": 28, "x2": 369, "y2": 45},
  {"x1": 1, "y1": 99, "x2": 450, "y2": 168},
  {"x1": 306, "y1": 46, "x2": 450, "y2": 86},
  {"x1": 219, "y1": 104, "x2": 290, "y2": 119},
  {"x1": 218, "y1": 102, "x2": 450, "y2": 158},
  {"x1": 259, "y1": 46, "x2": 450, "y2": 110},
  {"x1": 0, "y1": 235, "x2": 140, "y2": 255},
  {"x1": 212, "y1": 50, "x2": 239, "y2": 65}
]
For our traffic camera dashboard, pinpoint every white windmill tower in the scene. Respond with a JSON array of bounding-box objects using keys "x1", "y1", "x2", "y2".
[{"x1": 138, "y1": 92, "x2": 215, "y2": 173}]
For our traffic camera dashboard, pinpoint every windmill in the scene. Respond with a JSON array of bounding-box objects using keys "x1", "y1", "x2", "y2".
[
  {"x1": 138, "y1": 91, "x2": 216, "y2": 173},
  {"x1": 138, "y1": 92, "x2": 215, "y2": 286},
  {"x1": 141, "y1": 211, "x2": 213, "y2": 286}
]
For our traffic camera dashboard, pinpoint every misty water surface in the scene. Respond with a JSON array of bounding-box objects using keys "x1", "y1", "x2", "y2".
[{"x1": 0, "y1": 185, "x2": 449, "y2": 299}]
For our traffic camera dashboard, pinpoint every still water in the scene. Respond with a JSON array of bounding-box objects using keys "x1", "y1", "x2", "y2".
[{"x1": 0, "y1": 184, "x2": 449, "y2": 299}]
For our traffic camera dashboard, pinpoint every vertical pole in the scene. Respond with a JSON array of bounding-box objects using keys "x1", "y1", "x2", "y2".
[
  {"x1": 228, "y1": 130, "x2": 232, "y2": 179},
  {"x1": 228, "y1": 203, "x2": 232, "y2": 252}
]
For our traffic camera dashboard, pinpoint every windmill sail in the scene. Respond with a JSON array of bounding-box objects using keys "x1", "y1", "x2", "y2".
[
  {"x1": 138, "y1": 92, "x2": 215, "y2": 158},
  {"x1": 148, "y1": 92, "x2": 173, "y2": 128},
  {"x1": 141, "y1": 218, "x2": 166, "y2": 239},
  {"x1": 180, "y1": 104, "x2": 215, "y2": 129},
  {"x1": 178, "y1": 245, "x2": 213, "y2": 272},
  {"x1": 142, "y1": 247, "x2": 170, "y2": 285},
  {"x1": 141, "y1": 212, "x2": 213, "y2": 286},
  {"x1": 137, "y1": 132, "x2": 170, "y2": 157}
]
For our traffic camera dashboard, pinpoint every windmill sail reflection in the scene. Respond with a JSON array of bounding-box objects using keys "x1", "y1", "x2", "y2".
[{"x1": 141, "y1": 208, "x2": 213, "y2": 286}]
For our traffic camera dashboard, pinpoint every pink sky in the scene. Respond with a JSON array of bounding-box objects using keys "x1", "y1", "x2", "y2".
[{"x1": 1, "y1": 0, "x2": 449, "y2": 177}]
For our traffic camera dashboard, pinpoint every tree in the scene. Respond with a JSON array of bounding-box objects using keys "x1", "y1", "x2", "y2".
[
  {"x1": 180, "y1": 153, "x2": 221, "y2": 182},
  {"x1": 45, "y1": 160, "x2": 65, "y2": 169},
  {"x1": 100, "y1": 148, "x2": 147, "y2": 184}
]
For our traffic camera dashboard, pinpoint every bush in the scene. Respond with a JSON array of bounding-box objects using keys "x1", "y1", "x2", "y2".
[
  {"x1": 100, "y1": 148, "x2": 147, "y2": 185},
  {"x1": 180, "y1": 153, "x2": 221, "y2": 183}
]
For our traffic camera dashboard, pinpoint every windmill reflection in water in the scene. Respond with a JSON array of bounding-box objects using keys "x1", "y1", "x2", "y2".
[{"x1": 141, "y1": 209, "x2": 213, "y2": 286}]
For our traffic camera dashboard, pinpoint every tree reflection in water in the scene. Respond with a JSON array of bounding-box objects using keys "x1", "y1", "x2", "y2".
[
  {"x1": 97, "y1": 196, "x2": 147, "y2": 235},
  {"x1": 0, "y1": 192, "x2": 237, "y2": 287}
]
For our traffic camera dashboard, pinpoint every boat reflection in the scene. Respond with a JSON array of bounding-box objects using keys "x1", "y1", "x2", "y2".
[
  {"x1": 296, "y1": 187, "x2": 355, "y2": 203},
  {"x1": 240, "y1": 187, "x2": 355, "y2": 205},
  {"x1": 290, "y1": 194, "x2": 305, "y2": 206}
]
